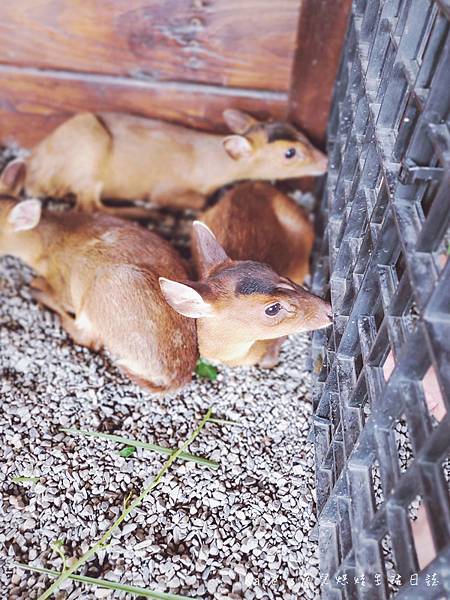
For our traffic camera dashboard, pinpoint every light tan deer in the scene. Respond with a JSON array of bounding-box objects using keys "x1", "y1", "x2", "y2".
[
  {"x1": 160, "y1": 215, "x2": 332, "y2": 368},
  {"x1": 0, "y1": 109, "x2": 327, "y2": 216}
]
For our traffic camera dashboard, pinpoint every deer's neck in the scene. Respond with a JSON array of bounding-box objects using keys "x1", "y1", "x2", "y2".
[
  {"x1": 196, "y1": 319, "x2": 255, "y2": 365},
  {"x1": 2, "y1": 214, "x2": 67, "y2": 275},
  {"x1": 191, "y1": 134, "x2": 249, "y2": 193},
  {"x1": 3, "y1": 228, "x2": 46, "y2": 271}
]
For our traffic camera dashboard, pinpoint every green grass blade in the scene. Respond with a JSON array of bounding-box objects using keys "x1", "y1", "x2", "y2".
[
  {"x1": 11, "y1": 476, "x2": 40, "y2": 484},
  {"x1": 61, "y1": 428, "x2": 218, "y2": 470},
  {"x1": 207, "y1": 417, "x2": 241, "y2": 426},
  {"x1": 14, "y1": 564, "x2": 194, "y2": 599},
  {"x1": 38, "y1": 408, "x2": 213, "y2": 600}
]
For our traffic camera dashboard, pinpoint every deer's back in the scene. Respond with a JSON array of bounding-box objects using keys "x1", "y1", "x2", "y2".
[{"x1": 202, "y1": 182, "x2": 314, "y2": 282}]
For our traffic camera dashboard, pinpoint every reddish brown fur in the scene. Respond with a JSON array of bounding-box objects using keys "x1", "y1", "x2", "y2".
[
  {"x1": 2, "y1": 109, "x2": 327, "y2": 216},
  {"x1": 199, "y1": 181, "x2": 314, "y2": 283},
  {"x1": 0, "y1": 197, "x2": 197, "y2": 392}
]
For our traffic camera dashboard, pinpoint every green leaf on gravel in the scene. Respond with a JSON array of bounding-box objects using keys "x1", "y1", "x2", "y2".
[
  {"x1": 195, "y1": 358, "x2": 218, "y2": 381},
  {"x1": 119, "y1": 446, "x2": 136, "y2": 458},
  {"x1": 50, "y1": 539, "x2": 67, "y2": 571}
]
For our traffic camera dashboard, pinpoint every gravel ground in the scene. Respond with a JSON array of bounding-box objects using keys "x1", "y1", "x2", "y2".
[{"x1": 0, "y1": 182, "x2": 320, "y2": 599}]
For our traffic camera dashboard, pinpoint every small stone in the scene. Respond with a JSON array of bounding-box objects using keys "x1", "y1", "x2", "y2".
[
  {"x1": 168, "y1": 576, "x2": 181, "y2": 589},
  {"x1": 94, "y1": 588, "x2": 112, "y2": 598},
  {"x1": 207, "y1": 579, "x2": 219, "y2": 594},
  {"x1": 22, "y1": 518, "x2": 36, "y2": 531},
  {"x1": 242, "y1": 537, "x2": 258, "y2": 552},
  {"x1": 295, "y1": 530, "x2": 304, "y2": 543},
  {"x1": 122, "y1": 523, "x2": 137, "y2": 536}
]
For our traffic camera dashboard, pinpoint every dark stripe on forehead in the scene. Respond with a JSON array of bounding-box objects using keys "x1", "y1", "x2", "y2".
[
  {"x1": 266, "y1": 123, "x2": 299, "y2": 143},
  {"x1": 235, "y1": 277, "x2": 275, "y2": 295}
]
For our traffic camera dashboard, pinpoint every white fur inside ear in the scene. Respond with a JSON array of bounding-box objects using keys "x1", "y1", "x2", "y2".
[
  {"x1": 193, "y1": 220, "x2": 216, "y2": 239},
  {"x1": 8, "y1": 199, "x2": 42, "y2": 232},
  {"x1": 223, "y1": 135, "x2": 253, "y2": 160},
  {"x1": 159, "y1": 277, "x2": 212, "y2": 319}
]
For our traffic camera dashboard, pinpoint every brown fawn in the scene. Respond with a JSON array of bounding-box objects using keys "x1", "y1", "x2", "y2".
[
  {"x1": 0, "y1": 109, "x2": 327, "y2": 216},
  {"x1": 0, "y1": 195, "x2": 197, "y2": 393},
  {"x1": 195, "y1": 181, "x2": 322, "y2": 365},
  {"x1": 160, "y1": 196, "x2": 332, "y2": 367}
]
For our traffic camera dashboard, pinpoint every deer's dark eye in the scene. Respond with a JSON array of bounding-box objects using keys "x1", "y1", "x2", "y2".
[
  {"x1": 285, "y1": 148, "x2": 296, "y2": 159},
  {"x1": 265, "y1": 303, "x2": 282, "y2": 316}
]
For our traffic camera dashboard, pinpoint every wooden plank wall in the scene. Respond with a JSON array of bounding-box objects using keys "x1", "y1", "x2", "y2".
[{"x1": 0, "y1": 0, "x2": 300, "y2": 147}]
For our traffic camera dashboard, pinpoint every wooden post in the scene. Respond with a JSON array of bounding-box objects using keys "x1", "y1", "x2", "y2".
[{"x1": 288, "y1": 0, "x2": 352, "y2": 150}]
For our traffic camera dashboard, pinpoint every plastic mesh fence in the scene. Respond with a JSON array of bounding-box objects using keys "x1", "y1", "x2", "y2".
[{"x1": 310, "y1": 0, "x2": 450, "y2": 598}]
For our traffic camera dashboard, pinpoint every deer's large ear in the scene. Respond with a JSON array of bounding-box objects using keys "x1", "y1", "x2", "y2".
[
  {"x1": 7, "y1": 199, "x2": 42, "y2": 232},
  {"x1": 1, "y1": 158, "x2": 26, "y2": 194},
  {"x1": 223, "y1": 135, "x2": 253, "y2": 161},
  {"x1": 159, "y1": 278, "x2": 212, "y2": 319},
  {"x1": 223, "y1": 109, "x2": 258, "y2": 134},
  {"x1": 192, "y1": 221, "x2": 230, "y2": 278}
]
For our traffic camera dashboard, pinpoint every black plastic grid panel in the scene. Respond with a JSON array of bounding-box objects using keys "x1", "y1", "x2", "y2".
[{"x1": 311, "y1": 0, "x2": 450, "y2": 598}]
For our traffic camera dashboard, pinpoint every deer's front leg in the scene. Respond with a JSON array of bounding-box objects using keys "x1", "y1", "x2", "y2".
[
  {"x1": 256, "y1": 337, "x2": 288, "y2": 368},
  {"x1": 238, "y1": 337, "x2": 288, "y2": 368}
]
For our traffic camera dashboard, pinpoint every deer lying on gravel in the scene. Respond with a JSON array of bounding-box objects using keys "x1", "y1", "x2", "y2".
[
  {"x1": 160, "y1": 202, "x2": 332, "y2": 367},
  {"x1": 0, "y1": 196, "x2": 331, "y2": 389},
  {"x1": 0, "y1": 109, "x2": 327, "y2": 217},
  {"x1": 193, "y1": 181, "x2": 321, "y2": 366},
  {"x1": 0, "y1": 195, "x2": 197, "y2": 392}
]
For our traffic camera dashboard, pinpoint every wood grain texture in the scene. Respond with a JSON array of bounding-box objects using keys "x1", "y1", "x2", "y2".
[
  {"x1": 288, "y1": 0, "x2": 352, "y2": 148},
  {"x1": 0, "y1": 68, "x2": 287, "y2": 148},
  {"x1": 0, "y1": 0, "x2": 300, "y2": 92}
]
